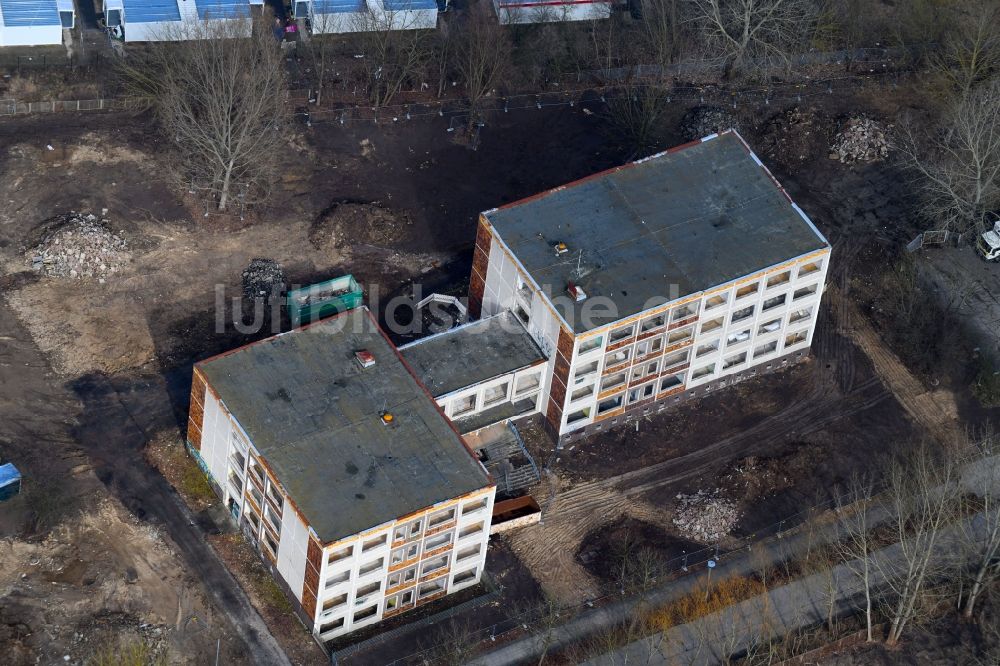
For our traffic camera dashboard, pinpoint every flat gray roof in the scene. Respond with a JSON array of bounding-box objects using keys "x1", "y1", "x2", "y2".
[
  {"x1": 197, "y1": 307, "x2": 491, "y2": 544},
  {"x1": 400, "y1": 312, "x2": 546, "y2": 397},
  {"x1": 483, "y1": 131, "x2": 830, "y2": 334}
]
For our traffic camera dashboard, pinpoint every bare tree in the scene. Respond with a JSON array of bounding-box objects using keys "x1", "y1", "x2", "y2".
[
  {"x1": 305, "y1": 8, "x2": 342, "y2": 107},
  {"x1": 836, "y1": 473, "x2": 878, "y2": 642},
  {"x1": 602, "y1": 83, "x2": 670, "y2": 153},
  {"x1": 928, "y1": 0, "x2": 1000, "y2": 99},
  {"x1": 877, "y1": 442, "x2": 961, "y2": 646},
  {"x1": 898, "y1": 78, "x2": 1000, "y2": 235},
  {"x1": 684, "y1": 0, "x2": 819, "y2": 78},
  {"x1": 352, "y1": 8, "x2": 435, "y2": 108},
  {"x1": 118, "y1": 17, "x2": 287, "y2": 212},
  {"x1": 958, "y1": 444, "x2": 1000, "y2": 619},
  {"x1": 454, "y1": 1, "x2": 510, "y2": 115},
  {"x1": 636, "y1": 0, "x2": 684, "y2": 77}
]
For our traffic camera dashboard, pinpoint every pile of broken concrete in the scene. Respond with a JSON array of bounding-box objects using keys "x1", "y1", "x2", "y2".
[
  {"x1": 680, "y1": 106, "x2": 742, "y2": 141},
  {"x1": 672, "y1": 489, "x2": 740, "y2": 543},
  {"x1": 27, "y1": 213, "x2": 130, "y2": 282},
  {"x1": 830, "y1": 116, "x2": 890, "y2": 163}
]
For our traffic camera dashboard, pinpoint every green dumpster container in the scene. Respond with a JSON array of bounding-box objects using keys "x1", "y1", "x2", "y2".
[{"x1": 286, "y1": 275, "x2": 363, "y2": 326}]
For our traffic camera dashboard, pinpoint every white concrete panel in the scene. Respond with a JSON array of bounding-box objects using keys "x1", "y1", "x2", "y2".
[
  {"x1": 0, "y1": 25, "x2": 62, "y2": 46},
  {"x1": 276, "y1": 505, "x2": 309, "y2": 604}
]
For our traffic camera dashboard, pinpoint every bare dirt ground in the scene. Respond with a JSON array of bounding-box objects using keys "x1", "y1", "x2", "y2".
[
  {"x1": 1, "y1": 77, "x2": 998, "y2": 666},
  {"x1": 920, "y1": 245, "x2": 1000, "y2": 356}
]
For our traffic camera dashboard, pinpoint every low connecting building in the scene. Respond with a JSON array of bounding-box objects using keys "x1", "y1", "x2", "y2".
[
  {"x1": 468, "y1": 130, "x2": 831, "y2": 442},
  {"x1": 186, "y1": 307, "x2": 494, "y2": 643},
  {"x1": 493, "y1": 0, "x2": 610, "y2": 24}
]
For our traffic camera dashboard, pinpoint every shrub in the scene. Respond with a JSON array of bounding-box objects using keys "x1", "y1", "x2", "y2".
[{"x1": 647, "y1": 575, "x2": 766, "y2": 630}]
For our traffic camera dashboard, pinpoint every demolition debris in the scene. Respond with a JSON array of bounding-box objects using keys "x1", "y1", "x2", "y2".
[
  {"x1": 27, "y1": 213, "x2": 130, "y2": 281},
  {"x1": 241, "y1": 258, "x2": 285, "y2": 302},
  {"x1": 672, "y1": 490, "x2": 740, "y2": 543},
  {"x1": 680, "y1": 106, "x2": 742, "y2": 141},
  {"x1": 830, "y1": 117, "x2": 890, "y2": 163}
]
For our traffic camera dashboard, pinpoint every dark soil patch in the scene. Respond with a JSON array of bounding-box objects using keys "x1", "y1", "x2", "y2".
[{"x1": 576, "y1": 518, "x2": 701, "y2": 586}]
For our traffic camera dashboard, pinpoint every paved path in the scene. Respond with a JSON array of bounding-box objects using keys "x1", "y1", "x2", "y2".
[
  {"x1": 585, "y1": 510, "x2": 989, "y2": 665},
  {"x1": 471, "y1": 454, "x2": 998, "y2": 665}
]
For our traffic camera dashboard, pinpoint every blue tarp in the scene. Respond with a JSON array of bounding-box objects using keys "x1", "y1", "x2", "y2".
[
  {"x1": 0, "y1": 463, "x2": 21, "y2": 489},
  {"x1": 0, "y1": 0, "x2": 60, "y2": 27},
  {"x1": 194, "y1": 0, "x2": 249, "y2": 20},
  {"x1": 122, "y1": 0, "x2": 181, "y2": 23}
]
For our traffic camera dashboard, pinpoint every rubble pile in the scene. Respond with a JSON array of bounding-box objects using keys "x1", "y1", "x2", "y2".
[
  {"x1": 680, "y1": 106, "x2": 742, "y2": 141},
  {"x1": 830, "y1": 117, "x2": 889, "y2": 163},
  {"x1": 241, "y1": 258, "x2": 285, "y2": 302},
  {"x1": 760, "y1": 107, "x2": 825, "y2": 165},
  {"x1": 27, "y1": 213, "x2": 130, "y2": 281},
  {"x1": 672, "y1": 490, "x2": 740, "y2": 543}
]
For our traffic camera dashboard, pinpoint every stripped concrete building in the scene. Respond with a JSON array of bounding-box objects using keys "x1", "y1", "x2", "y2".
[
  {"x1": 186, "y1": 307, "x2": 495, "y2": 643},
  {"x1": 468, "y1": 130, "x2": 831, "y2": 442}
]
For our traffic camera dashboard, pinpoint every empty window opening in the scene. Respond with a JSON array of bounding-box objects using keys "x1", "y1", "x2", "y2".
[
  {"x1": 726, "y1": 329, "x2": 751, "y2": 346},
  {"x1": 660, "y1": 372, "x2": 685, "y2": 391},
  {"x1": 322, "y1": 593, "x2": 348, "y2": 612},
  {"x1": 353, "y1": 605, "x2": 378, "y2": 623},
  {"x1": 462, "y1": 498, "x2": 488, "y2": 515},
  {"x1": 328, "y1": 545, "x2": 353, "y2": 565},
  {"x1": 793, "y1": 284, "x2": 819, "y2": 300},
  {"x1": 574, "y1": 360, "x2": 599, "y2": 383},
  {"x1": 597, "y1": 394, "x2": 624, "y2": 415},
  {"x1": 600, "y1": 371, "x2": 627, "y2": 392},
  {"x1": 723, "y1": 352, "x2": 748, "y2": 369},
  {"x1": 457, "y1": 544, "x2": 482, "y2": 561},
  {"x1": 609, "y1": 324, "x2": 635, "y2": 344},
  {"x1": 789, "y1": 307, "x2": 812, "y2": 324},
  {"x1": 325, "y1": 570, "x2": 350, "y2": 588},
  {"x1": 758, "y1": 318, "x2": 782, "y2": 335},
  {"x1": 705, "y1": 293, "x2": 728, "y2": 310},
  {"x1": 762, "y1": 294, "x2": 787, "y2": 311},
  {"x1": 578, "y1": 336, "x2": 604, "y2": 355},
  {"x1": 483, "y1": 382, "x2": 509, "y2": 407},
  {"x1": 666, "y1": 327, "x2": 694, "y2": 345},
  {"x1": 641, "y1": 313, "x2": 666, "y2": 332},
  {"x1": 356, "y1": 581, "x2": 381, "y2": 598},
  {"x1": 754, "y1": 341, "x2": 779, "y2": 358},
  {"x1": 692, "y1": 364, "x2": 716, "y2": 380},
  {"x1": 428, "y1": 508, "x2": 455, "y2": 529},
  {"x1": 418, "y1": 580, "x2": 446, "y2": 599},
  {"x1": 421, "y1": 555, "x2": 449, "y2": 577},
  {"x1": 424, "y1": 531, "x2": 453, "y2": 552},
  {"x1": 390, "y1": 543, "x2": 419, "y2": 565},
  {"x1": 604, "y1": 347, "x2": 631, "y2": 368},
  {"x1": 566, "y1": 408, "x2": 591, "y2": 424},
  {"x1": 696, "y1": 339, "x2": 720, "y2": 357},
  {"x1": 798, "y1": 260, "x2": 822, "y2": 277},
  {"x1": 514, "y1": 372, "x2": 541, "y2": 395},
  {"x1": 453, "y1": 568, "x2": 478, "y2": 585},
  {"x1": 636, "y1": 336, "x2": 663, "y2": 357},
  {"x1": 701, "y1": 317, "x2": 724, "y2": 334},
  {"x1": 362, "y1": 534, "x2": 387, "y2": 552},
  {"x1": 785, "y1": 330, "x2": 808, "y2": 347},
  {"x1": 319, "y1": 616, "x2": 345, "y2": 634},
  {"x1": 459, "y1": 522, "x2": 484, "y2": 539},
  {"x1": 735, "y1": 282, "x2": 759, "y2": 299},
  {"x1": 358, "y1": 557, "x2": 384, "y2": 576},
  {"x1": 672, "y1": 303, "x2": 698, "y2": 321},
  {"x1": 766, "y1": 271, "x2": 791, "y2": 288},
  {"x1": 663, "y1": 349, "x2": 690, "y2": 368},
  {"x1": 731, "y1": 306, "x2": 754, "y2": 323},
  {"x1": 451, "y1": 394, "x2": 477, "y2": 417}
]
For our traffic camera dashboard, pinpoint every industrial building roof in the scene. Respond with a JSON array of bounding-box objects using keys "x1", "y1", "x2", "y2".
[
  {"x1": 382, "y1": 0, "x2": 437, "y2": 10},
  {"x1": 122, "y1": 0, "x2": 181, "y2": 22},
  {"x1": 400, "y1": 312, "x2": 546, "y2": 397},
  {"x1": 313, "y1": 0, "x2": 365, "y2": 13},
  {"x1": 483, "y1": 130, "x2": 830, "y2": 334},
  {"x1": 194, "y1": 0, "x2": 249, "y2": 19},
  {"x1": 0, "y1": 0, "x2": 60, "y2": 26},
  {"x1": 197, "y1": 307, "x2": 491, "y2": 544}
]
